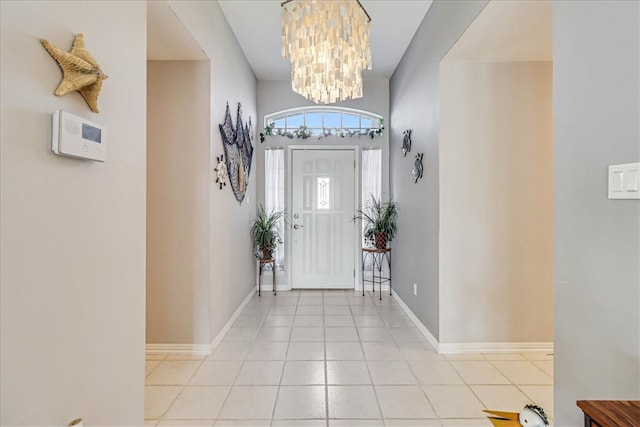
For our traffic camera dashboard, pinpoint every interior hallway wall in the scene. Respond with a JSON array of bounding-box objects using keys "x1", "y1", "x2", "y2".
[
  {"x1": 167, "y1": 0, "x2": 258, "y2": 345},
  {"x1": 553, "y1": 1, "x2": 640, "y2": 425},
  {"x1": 147, "y1": 60, "x2": 211, "y2": 345},
  {"x1": 389, "y1": 0, "x2": 489, "y2": 340},
  {"x1": 0, "y1": 1, "x2": 146, "y2": 425},
  {"x1": 439, "y1": 61, "x2": 553, "y2": 344}
]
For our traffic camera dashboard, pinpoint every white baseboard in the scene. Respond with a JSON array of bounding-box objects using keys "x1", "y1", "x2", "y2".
[
  {"x1": 392, "y1": 292, "x2": 440, "y2": 352},
  {"x1": 259, "y1": 283, "x2": 293, "y2": 291},
  {"x1": 254, "y1": 285, "x2": 390, "y2": 293},
  {"x1": 145, "y1": 288, "x2": 257, "y2": 357},
  {"x1": 439, "y1": 342, "x2": 554, "y2": 354},
  {"x1": 145, "y1": 343, "x2": 211, "y2": 355},
  {"x1": 256, "y1": 271, "x2": 287, "y2": 291},
  {"x1": 359, "y1": 284, "x2": 391, "y2": 291},
  {"x1": 209, "y1": 287, "x2": 256, "y2": 353},
  {"x1": 258, "y1": 271, "x2": 389, "y2": 292},
  {"x1": 392, "y1": 292, "x2": 553, "y2": 355}
]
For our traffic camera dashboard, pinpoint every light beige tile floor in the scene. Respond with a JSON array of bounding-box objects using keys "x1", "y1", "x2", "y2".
[{"x1": 146, "y1": 290, "x2": 554, "y2": 426}]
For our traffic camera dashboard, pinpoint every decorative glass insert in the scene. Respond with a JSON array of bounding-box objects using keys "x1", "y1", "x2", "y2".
[
  {"x1": 317, "y1": 177, "x2": 331, "y2": 210},
  {"x1": 264, "y1": 107, "x2": 383, "y2": 137}
]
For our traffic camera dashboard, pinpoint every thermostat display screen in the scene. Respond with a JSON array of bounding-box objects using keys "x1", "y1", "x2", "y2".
[
  {"x1": 82, "y1": 123, "x2": 102, "y2": 143},
  {"x1": 52, "y1": 110, "x2": 106, "y2": 162}
]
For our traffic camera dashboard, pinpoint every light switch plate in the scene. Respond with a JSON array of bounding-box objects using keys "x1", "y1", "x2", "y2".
[{"x1": 608, "y1": 163, "x2": 640, "y2": 199}]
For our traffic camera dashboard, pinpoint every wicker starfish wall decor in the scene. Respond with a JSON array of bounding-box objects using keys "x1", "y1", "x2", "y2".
[{"x1": 41, "y1": 33, "x2": 107, "y2": 113}]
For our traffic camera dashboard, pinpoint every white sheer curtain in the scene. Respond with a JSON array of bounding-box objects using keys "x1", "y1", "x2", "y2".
[
  {"x1": 362, "y1": 148, "x2": 382, "y2": 207},
  {"x1": 361, "y1": 148, "x2": 382, "y2": 269},
  {"x1": 265, "y1": 148, "x2": 285, "y2": 268}
]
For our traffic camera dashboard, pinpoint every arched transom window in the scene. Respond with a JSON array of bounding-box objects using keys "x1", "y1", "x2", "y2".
[{"x1": 264, "y1": 106, "x2": 383, "y2": 137}]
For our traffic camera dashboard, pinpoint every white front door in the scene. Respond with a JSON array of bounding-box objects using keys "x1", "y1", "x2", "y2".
[{"x1": 290, "y1": 149, "x2": 356, "y2": 289}]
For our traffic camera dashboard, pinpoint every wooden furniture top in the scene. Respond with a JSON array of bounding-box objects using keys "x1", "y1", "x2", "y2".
[
  {"x1": 258, "y1": 258, "x2": 275, "y2": 264},
  {"x1": 577, "y1": 400, "x2": 640, "y2": 427},
  {"x1": 361, "y1": 247, "x2": 391, "y2": 253}
]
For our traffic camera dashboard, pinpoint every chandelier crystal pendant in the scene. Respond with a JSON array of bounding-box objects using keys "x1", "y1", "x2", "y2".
[{"x1": 281, "y1": 0, "x2": 372, "y2": 104}]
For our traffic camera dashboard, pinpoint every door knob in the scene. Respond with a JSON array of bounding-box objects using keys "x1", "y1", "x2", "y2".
[{"x1": 293, "y1": 224, "x2": 304, "y2": 229}]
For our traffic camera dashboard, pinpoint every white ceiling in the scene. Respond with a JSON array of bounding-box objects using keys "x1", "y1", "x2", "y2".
[
  {"x1": 218, "y1": 0, "x2": 433, "y2": 80},
  {"x1": 443, "y1": 0, "x2": 552, "y2": 62},
  {"x1": 147, "y1": 1, "x2": 551, "y2": 77},
  {"x1": 147, "y1": 1, "x2": 207, "y2": 60}
]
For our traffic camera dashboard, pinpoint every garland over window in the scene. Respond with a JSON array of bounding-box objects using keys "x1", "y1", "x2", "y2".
[{"x1": 261, "y1": 106, "x2": 384, "y2": 142}]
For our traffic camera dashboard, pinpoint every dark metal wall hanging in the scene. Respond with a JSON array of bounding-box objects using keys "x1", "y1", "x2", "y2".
[
  {"x1": 219, "y1": 102, "x2": 254, "y2": 203},
  {"x1": 402, "y1": 129, "x2": 412, "y2": 157},
  {"x1": 214, "y1": 155, "x2": 228, "y2": 190},
  {"x1": 412, "y1": 153, "x2": 423, "y2": 183}
]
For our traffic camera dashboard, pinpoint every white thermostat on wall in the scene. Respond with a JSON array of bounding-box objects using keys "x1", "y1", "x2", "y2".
[{"x1": 52, "y1": 110, "x2": 106, "y2": 162}]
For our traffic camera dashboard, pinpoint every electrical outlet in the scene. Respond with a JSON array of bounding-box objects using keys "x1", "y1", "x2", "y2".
[{"x1": 413, "y1": 283, "x2": 417, "y2": 296}]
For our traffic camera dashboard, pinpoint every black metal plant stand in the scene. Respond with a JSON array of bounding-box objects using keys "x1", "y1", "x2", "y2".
[
  {"x1": 361, "y1": 248, "x2": 392, "y2": 300},
  {"x1": 258, "y1": 258, "x2": 276, "y2": 296}
]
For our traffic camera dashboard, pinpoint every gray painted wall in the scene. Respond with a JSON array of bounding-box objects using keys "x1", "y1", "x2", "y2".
[
  {"x1": 553, "y1": 1, "x2": 640, "y2": 425},
  {"x1": 1, "y1": 2, "x2": 147, "y2": 424},
  {"x1": 389, "y1": 0, "x2": 489, "y2": 340},
  {"x1": 167, "y1": 0, "x2": 258, "y2": 345}
]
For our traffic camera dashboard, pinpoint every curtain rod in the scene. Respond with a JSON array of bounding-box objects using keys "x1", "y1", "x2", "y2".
[{"x1": 280, "y1": 0, "x2": 371, "y2": 23}]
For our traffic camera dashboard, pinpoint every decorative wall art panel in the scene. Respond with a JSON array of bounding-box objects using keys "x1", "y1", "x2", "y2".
[
  {"x1": 412, "y1": 153, "x2": 424, "y2": 183},
  {"x1": 402, "y1": 129, "x2": 412, "y2": 157},
  {"x1": 219, "y1": 102, "x2": 254, "y2": 203}
]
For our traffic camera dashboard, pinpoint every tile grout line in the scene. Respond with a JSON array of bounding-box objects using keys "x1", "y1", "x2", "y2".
[
  {"x1": 271, "y1": 291, "x2": 309, "y2": 424},
  {"x1": 486, "y1": 356, "x2": 554, "y2": 386},
  {"x1": 323, "y1": 292, "x2": 330, "y2": 427},
  {"x1": 378, "y1": 291, "x2": 440, "y2": 425},
  {"x1": 447, "y1": 354, "x2": 499, "y2": 416},
  {"x1": 147, "y1": 290, "x2": 553, "y2": 426},
  {"x1": 215, "y1": 294, "x2": 272, "y2": 423},
  {"x1": 357, "y1": 291, "x2": 388, "y2": 424},
  {"x1": 156, "y1": 355, "x2": 209, "y2": 422},
  {"x1": 268, "y1": 292, "x2": 291, "y2": 427}
]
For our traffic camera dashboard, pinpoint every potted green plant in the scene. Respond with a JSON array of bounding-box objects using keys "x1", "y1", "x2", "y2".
[
  {"x1": 353, "y1": 195, "x2": 398, "y2": 249},
  {"x1": 250, "y1": 204, "x2": 287, "y2": 260}
]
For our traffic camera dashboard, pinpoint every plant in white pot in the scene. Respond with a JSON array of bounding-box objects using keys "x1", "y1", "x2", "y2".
[
  {"x1": 353, "y1": 195, "x2": 398, "y2": 249},
  {"x1": 250, "y1": 204, "x2": 287, "y2": 260}
]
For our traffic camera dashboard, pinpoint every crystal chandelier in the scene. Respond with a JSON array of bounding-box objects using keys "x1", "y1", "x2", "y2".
[{"x1": 281, "y1": 0, "x2": 372, "y2": 104}]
